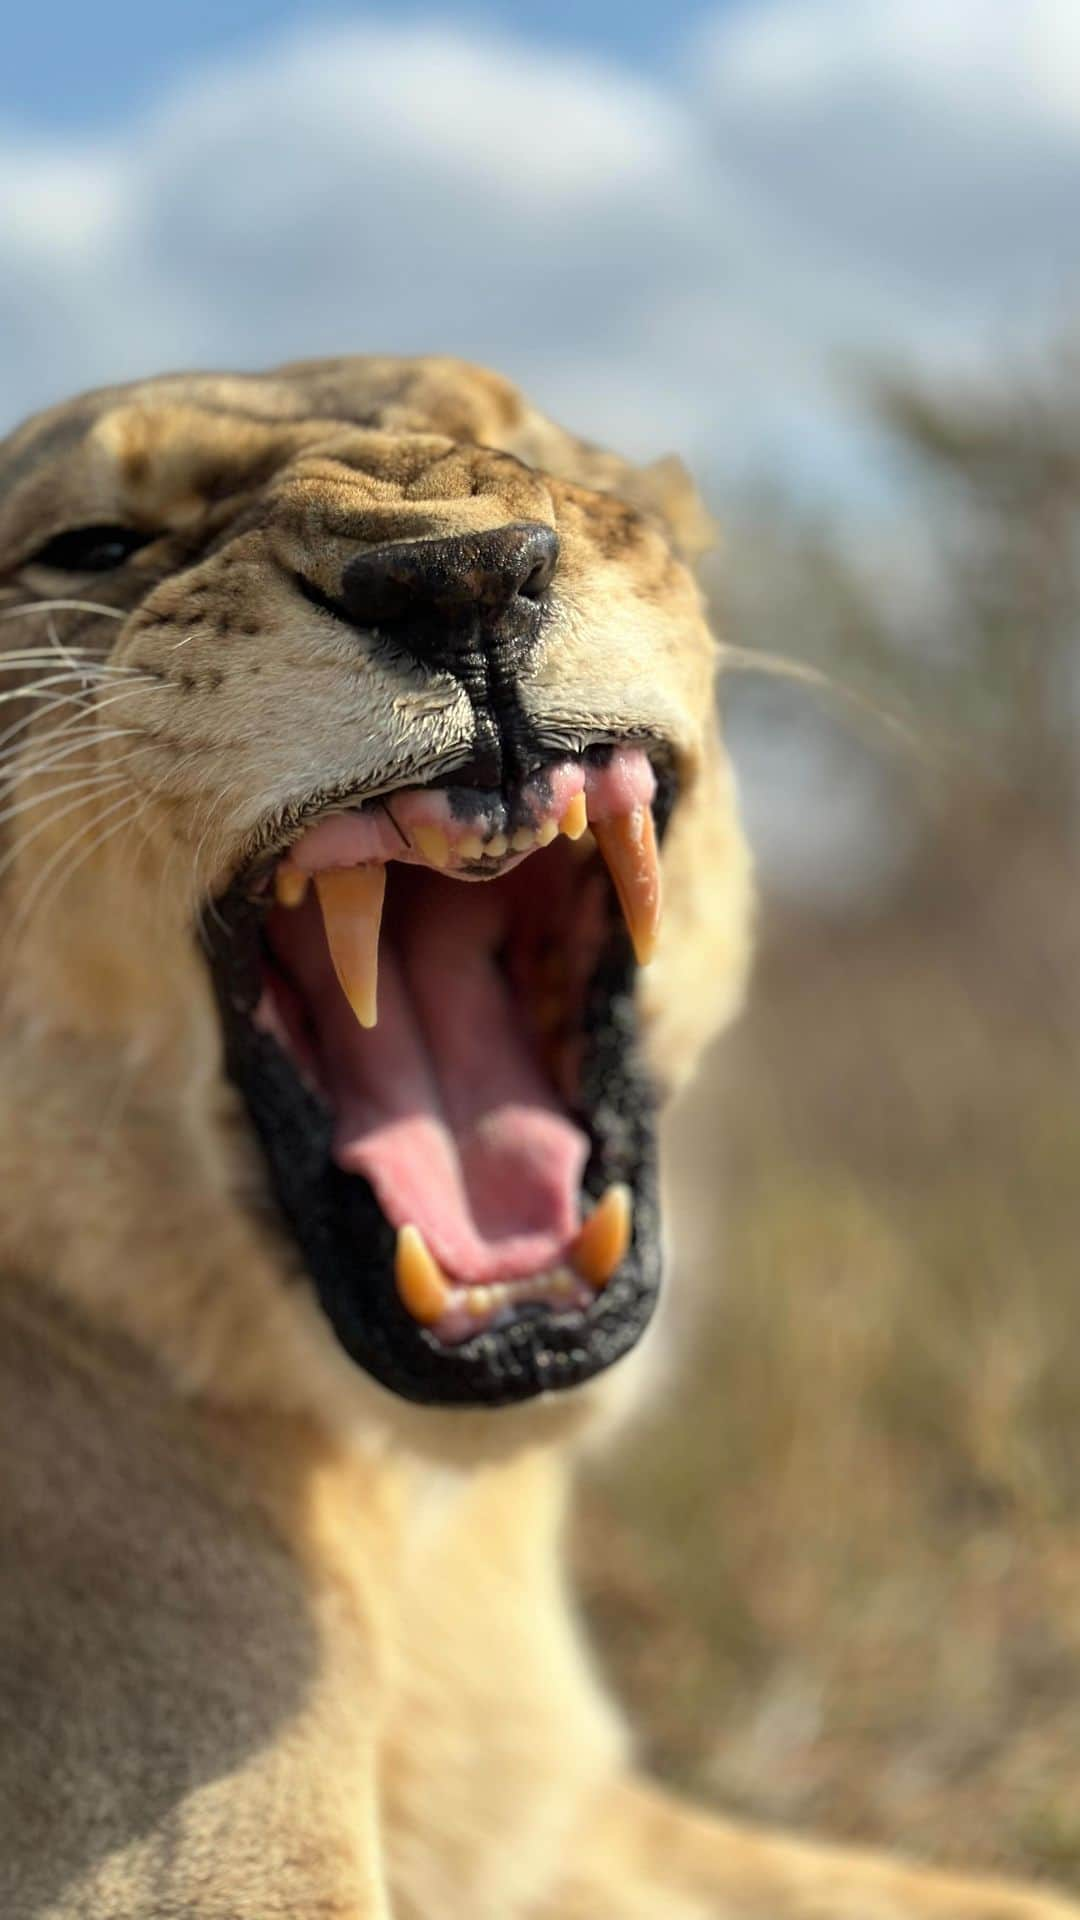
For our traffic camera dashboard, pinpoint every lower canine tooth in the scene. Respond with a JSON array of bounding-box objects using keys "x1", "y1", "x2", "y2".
[
  {"x1": 395, "y1": 1225, "x2": 452, "y2": 1325},
  {"x1": 568, "y1": 1184, "x2": 632, "y2": 1289},
  {"x1": 559, "y1": 792, "x2": 587, "y2": 841},
  {"x1": 275, "y1": 864, "x2": 309, "y2": 909},
  {"x1": 592, "y1": 806, "x2": 661, "y2": 965},
  {"x1": 314, "y1": 865, "x2": 385, "y2": 1028}
]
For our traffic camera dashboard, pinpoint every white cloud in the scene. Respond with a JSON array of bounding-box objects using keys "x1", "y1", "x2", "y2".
[
  {"x1": 698, "y1": 0, "x2": 1080, "y2": 336},
  {"x1": 705, "y1": 0, "x2": 1080, "y2": 134},
  {"x1": 0, "y1": 3, "x2": 1076, "y2": 503}
]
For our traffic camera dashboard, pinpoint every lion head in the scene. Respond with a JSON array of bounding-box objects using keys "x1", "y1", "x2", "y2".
[{"x1": 0, "y1": 356, "x2": 750, "y2": 1443}]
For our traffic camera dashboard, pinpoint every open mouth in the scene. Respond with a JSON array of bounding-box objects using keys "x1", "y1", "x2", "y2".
[{"x1": 208, "y1": 741, "x2": 671, "y2": 1408}]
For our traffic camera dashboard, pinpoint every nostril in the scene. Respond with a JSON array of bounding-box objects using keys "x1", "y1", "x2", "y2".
[{"x1": 515, "y1": 528, "x2": 559, "y2": 600}]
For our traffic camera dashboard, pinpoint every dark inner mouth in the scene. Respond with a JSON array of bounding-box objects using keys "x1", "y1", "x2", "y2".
[{"x1": 208, "y1": 744, "x2": 673, "y2": 1407}]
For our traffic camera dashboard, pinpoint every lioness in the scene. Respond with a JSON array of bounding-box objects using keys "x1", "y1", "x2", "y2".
[{"x1": 0, "y1": 357, "x2": 1072, "y2": 1920}]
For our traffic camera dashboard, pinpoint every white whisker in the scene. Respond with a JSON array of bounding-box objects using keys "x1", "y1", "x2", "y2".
[
  {"x1": 717, "y1": 642, "x2": 929, "y2": 761},
  {"x1": 3, "y1": 787, "x2": 139, "y2": 945},
  {"x1": 0, "y1": 779, "x2": 131, "y2": 891},
  {"x1": 0, "y1": 657, "x2": 154, "y2": 706},
  {"x1": 0, "y1": 650, "x2": 140, "y2": 668},
  {"x1": 149, "y1": 747, "x2": 236, "y2": 925},
  {"x1": 0, "y1": 676, "x2": 163, "y2": 762},
  {"x1": 45, "y1": 613, "x2": 85, "y2": 678},
  {"x1": 0, "y1": 673, "x2": 100, "y2": 712},
  {"x1": 28, "y1": 737, "x2": 213, "y2": 939},
  {"x1": 0, "y1": 770, "x2": 128, "y2": 832},
  {"x1": 188, "y1": 772, "x2": 252, "y2": 927},
  {"x1": 0, "y1": 692, "x2": 97, "y2": 760},
  {"x1": 0, "y1": 600, "x2": 126, "y2": 623},
  {"x1": 3, "y1": 729, "x2": 153, "y2": 787}
]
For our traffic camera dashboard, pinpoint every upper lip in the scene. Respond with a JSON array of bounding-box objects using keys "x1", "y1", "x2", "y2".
[{"x1": 229, "y1": 733, "x2": 671, "y2": 896}]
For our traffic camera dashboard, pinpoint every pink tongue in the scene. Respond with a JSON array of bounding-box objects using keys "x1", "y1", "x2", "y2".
[{"x1": 272, "y1": 879, "x2": 588, "y2": 1286}]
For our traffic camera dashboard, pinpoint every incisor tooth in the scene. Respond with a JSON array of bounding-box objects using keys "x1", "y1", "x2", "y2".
[
  {"x1": 314, "y1": 865, "x2": 385, "y2": 1029},
  {"x1": 568, "y1": 1184, "x2": 632, "y2": 1289},
  {"x1": 395, "y1": 1225, "x2": 452, "y2": 1325},
  {"x1": 275, "y1": 864, "x2": 309, "y2": 909},
  {"x1": 592, "y1": 805, "x2": 661, "y2": 965},
  {"x1": 559, "y1": 791, "x2": 587, "y2": 841},
  {"x1": 414, "y1": 824, "x2": 450, "y2": 869}
]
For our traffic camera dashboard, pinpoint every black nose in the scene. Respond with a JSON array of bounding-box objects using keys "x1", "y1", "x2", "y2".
[{"x1": 339, "y1": 522, "x2": 559, "y2": 630}]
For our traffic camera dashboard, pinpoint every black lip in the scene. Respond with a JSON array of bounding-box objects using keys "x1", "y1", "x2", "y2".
[
  {"x1": 235, "y1": 732, "x2": 672, "y2": 882},
  {"x1": 205, "y1": 757, "x2": 674, "y2": 1409}
]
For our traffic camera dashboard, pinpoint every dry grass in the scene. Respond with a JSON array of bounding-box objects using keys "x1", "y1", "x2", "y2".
[{"x1": 575, "y1": 849, "x2": 1080, "y2": 1888}]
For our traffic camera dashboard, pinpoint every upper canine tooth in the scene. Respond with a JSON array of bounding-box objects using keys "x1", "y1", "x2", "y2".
[
  {"x1": 592, "y1": 805, "x2": 661, "y2": 965},
  {"x1": 559, "y1": 792, "x2": 587, "y2": 841},
  {"x1": 414, "y1": 825, "x2": 450, "y2": 869},
  {"x1": 568, "y1": 1184, "x2": 632, "y2": 1289},
  {"x1": 395, "y1": 1225, "x2": 452, "y2": 1325},
  {"x1": 275, "y1": 864, "x2": 309, "y2": 909},
  {"x1": 314, "y1": 865, "x2": 385, "y2": 1029}
]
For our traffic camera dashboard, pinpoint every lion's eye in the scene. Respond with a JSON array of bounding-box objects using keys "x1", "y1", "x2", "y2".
[{"x1": 28, "y1": 524, "x2": 153, "y2": 573}]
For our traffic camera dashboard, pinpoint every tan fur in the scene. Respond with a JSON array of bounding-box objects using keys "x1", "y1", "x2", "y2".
[{"x1": 0, "y1": 357, "x2": 1070, "y2": 1918}]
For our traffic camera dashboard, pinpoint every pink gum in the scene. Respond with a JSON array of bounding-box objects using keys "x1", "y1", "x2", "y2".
[{"x1": 279, "y1": 745, "x2": 656, "y2": 877}]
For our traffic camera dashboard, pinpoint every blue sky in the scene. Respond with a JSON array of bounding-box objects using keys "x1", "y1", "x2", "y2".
[{"x1": 3, "y1": 0, "x2": 737, "y2": 130}]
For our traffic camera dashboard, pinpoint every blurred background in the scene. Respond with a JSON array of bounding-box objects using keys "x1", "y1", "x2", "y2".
[{"x1": 4, "y1": 0, "x2": 1079, "y2": 1888}]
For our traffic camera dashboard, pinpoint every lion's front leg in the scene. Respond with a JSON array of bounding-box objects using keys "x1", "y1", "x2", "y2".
[{"x1": 536, "y1": 1777, "x2": 1079, "y2": 1920}]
